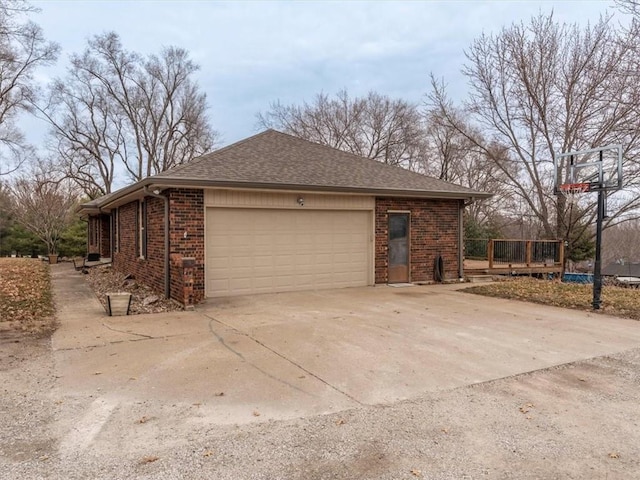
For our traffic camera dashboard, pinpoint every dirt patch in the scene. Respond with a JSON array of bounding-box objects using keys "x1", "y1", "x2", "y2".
[{"x1": 84, "y1": 264, "x2": 183, "y2": 315}]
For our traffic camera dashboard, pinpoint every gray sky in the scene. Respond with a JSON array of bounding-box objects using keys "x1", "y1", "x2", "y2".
[{"x1": 29, "y1": 0, "x2": 615, "y2": 148}]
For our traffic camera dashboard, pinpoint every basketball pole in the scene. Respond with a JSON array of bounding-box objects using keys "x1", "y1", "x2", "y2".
[{"x1": 592, "y1": 150, "x2": 604, "y2": 310}]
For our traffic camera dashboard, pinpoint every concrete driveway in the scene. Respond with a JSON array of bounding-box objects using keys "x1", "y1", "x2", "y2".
[{"x1": 52, "y1": 271, "x2": 640, "y2": 427}]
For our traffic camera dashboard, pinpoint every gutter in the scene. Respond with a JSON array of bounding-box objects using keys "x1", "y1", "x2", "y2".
[
  {"x1": 84, "y1": 176, "x2": 493, "y2": 213},
  {"x1": 144, "y1": 186, "x2": 171, "y2": 300},
  {"x1": 147, "y1": 177, "x2": 495, "y2": 201}
]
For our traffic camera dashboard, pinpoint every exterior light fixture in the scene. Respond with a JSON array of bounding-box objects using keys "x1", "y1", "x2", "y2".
[{"x1": 297, "y1": 196, "x2": 304, "y2": 206}]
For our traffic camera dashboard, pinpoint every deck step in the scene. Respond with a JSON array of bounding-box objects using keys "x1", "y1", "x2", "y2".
[{"x1": 466, "y1": 274, "x2": 495, "y2": 283}]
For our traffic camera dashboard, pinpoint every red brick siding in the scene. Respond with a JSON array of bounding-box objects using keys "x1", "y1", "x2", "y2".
[
  {"x1": 112, "y1": 197, "x2": 166, "y2": 298},
  {"x1": 375, "y1": 198, "x2": 461, "y2": 283},
  {"x1": 87, "y1": 217, "x2": 99, "y2": 255},
  {"x1": 109, "y1": 189, "x2": 204, "y2": 306},
  {"x1": 169, "y1": 189, "x2": 205, "y2": 304},
  {"x1": 87, "y1": 215, "x2": 110, "y2": 257},
  {"x1": 99, "y1": 216, "x2": 111, "y2": 257}
]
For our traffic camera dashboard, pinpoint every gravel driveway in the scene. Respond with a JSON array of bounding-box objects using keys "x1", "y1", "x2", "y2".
[
  {"x1": 2, "y1": 337, "x2": 639, "y2": 479},
  {"x1": 2, "y1": 266, "x2": 640, "y2": 479}
]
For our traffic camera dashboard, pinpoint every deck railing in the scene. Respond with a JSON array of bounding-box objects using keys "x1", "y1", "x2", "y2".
[{"x1": 464, "y1": 238, "x2": 564, "y2": 269}]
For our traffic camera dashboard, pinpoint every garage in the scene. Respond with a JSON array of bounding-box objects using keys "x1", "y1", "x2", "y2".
[
  {"x1": 206, "y1": 207, "x2": 373, "y2": 297},
  {"x1": 81, "y1": 130, "x2": 489, "y2": 306}
]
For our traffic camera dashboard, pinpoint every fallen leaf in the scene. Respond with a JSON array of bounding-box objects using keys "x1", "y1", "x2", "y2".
[
  {"x1": 252, "y1": 410, "x2": 261, "y2": 416},
  {"x1": 335, "y1": 418, "x2": 346, "y2": 425},
  {"x1": 0, "y1": 259, "x2": 56, "y2": 335},
  {"x1": 214, "y1": 392, "x2": 224, "y2": 396},
  {"x1": 203, "y1": 450, "x2": 214, "y2": 457},
  {"x1": 519, "y1": 403, "x2": 534, "y2": 414},
  {"x1": 410, "y1": 469, "x2": 422, "y2": 477},
  {"x1": 463, "y1": 277, "x2": 640, "y2": 322},
  {"x1": 140, "y1": 456, "x2": 159, "y2": 464},
  {"x1": 609, "y1": 452, "x2": 619, "y2": 459},
  {"x1": 136, "y1": 416, "x2": 149, "y2": 424}
]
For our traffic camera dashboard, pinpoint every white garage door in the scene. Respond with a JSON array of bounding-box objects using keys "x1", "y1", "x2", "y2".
[{"x1": 206, "y1": 208, "x2": 372, "y2": 297}]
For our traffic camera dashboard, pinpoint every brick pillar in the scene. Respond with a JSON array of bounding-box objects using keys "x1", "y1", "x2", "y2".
[{"x1": 182, "y1": 257, "x2": 195, "y2": 309}]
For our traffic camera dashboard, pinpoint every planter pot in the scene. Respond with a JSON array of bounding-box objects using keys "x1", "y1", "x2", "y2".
[
  {"x1": 106, "y1": 292, "x2": 132, "y2": 316},
  {"x1": 48, "y1": 254, "x2": 59, "y2": 264}
]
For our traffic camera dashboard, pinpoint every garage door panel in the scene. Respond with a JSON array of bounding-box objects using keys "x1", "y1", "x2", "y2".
[
  {"x1": 206, "y1": 208, "x2": 371, "y2": 297},
  {"x1": 253, "y1": 256, "x2": 273, "y2": 267}
]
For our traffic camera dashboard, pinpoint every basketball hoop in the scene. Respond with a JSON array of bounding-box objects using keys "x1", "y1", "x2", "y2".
[
  {"x1": 554, "y1": 145, "x2": 623, "y2": 311},
  {"x1": 559, "y1": 182, "x2": 590, "y2": 205}
]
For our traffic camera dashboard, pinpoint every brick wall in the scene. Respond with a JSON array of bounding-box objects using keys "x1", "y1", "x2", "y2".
[
  {"x1": 87, "y1": 215, "x2": 110, "y2": 257},
  {"x1": 109, "y1": 189, "x2": 205, "y2": 306},
  {"x1": 99, "y1": 216, "x2": 111, "y2": 257},
  {"x1": 168, "y1": 188, "x2": 205, "y2": 304},
  {"x1": 87, "y1": 216, "x2": 99, "y2": 255},
  {"x1": 375, "y1": 197, "x2": 461, "y2": 283},
  {"x1": 112, "y1": 196, "x2": 166, "y2": 298}
]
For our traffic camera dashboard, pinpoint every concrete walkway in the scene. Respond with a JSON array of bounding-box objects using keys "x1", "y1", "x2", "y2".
[
  {"x1": 50, "y1": 262, "x2": 640, "y2": 428},
  {"x1": 51, "y1": 263, "x2": 204, "y2": 350}
]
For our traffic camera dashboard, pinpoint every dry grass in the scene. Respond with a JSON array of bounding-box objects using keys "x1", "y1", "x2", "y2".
[
  {"x1": 464, "y1": 277, "x2": 640, "y2": 320},
  {"x1": 0, "y1": 258, "x2": 57, "y2": 336}
]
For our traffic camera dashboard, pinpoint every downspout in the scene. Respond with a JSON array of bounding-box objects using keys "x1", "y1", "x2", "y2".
[{"x1": 144, "y1": 186, "x2": 171, "y2": 300}]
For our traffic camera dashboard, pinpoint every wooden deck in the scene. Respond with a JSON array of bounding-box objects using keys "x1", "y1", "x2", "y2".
[
  {"x1": 464, "y1": 259, "x2": 562, "y2": 276},
  {"x1": 463, "y1": 239, "x2": 564, "y2": 277}
]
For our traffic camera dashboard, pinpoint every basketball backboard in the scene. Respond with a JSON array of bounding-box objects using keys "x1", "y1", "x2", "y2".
[{"x1": 554, "y1": 144, "x2": 623, "y2": 194}]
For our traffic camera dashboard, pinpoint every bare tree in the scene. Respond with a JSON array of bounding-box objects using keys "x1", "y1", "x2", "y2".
[
  {"x1": 422, "y1": 108, "x2": 518, "y2": 230},
  {"x1": 427, "y1": 13, "x2": 640, "y2": 258},
  {"x1": 615, "y1": 0, "x2": 640, "y2": 15},
  {"x1": 38, "y1": 32, "x2": 217, "y2": 197},
  {"x1": 257, "y1": 90, "x2": 426, "y2": 170},
  {"x1": 0, "y1": 0, "x2": 59, "y2": 175},
  {"x1": 8, "y1": 164, "x2": 79, "y2": 254},
  {"x1": 0, "y1": 179, "x2": 11, "y2": 232}
]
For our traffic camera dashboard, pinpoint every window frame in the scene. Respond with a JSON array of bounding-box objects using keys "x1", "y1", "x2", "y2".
[{"x1": 138, "y1": 200, "x2": 147, "y2": 259}]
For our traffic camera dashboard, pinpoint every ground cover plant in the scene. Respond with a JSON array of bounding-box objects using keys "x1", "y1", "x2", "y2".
[
  {"x1": 464, "y1": 277, "x2": 640, "y2": 321},
  {"x1": 0, "y1": 258, "x2": 56, "y2": 336}
]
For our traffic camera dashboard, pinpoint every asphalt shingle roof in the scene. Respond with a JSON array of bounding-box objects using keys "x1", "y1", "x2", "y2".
[{"x1": 152, "y1": 130, "x2": 490, "y2": 198}]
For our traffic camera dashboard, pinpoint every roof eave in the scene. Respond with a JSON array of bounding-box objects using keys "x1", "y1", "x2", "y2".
[
  {"x1": 148, "y1": 177, "x2": 493, "y2": 200},
  {"x1": 79, "y1": 176, "x2": 493, "y2": 214},
  {"x1": 80, "y1": 178, "x2": 155, "y2": 212}
]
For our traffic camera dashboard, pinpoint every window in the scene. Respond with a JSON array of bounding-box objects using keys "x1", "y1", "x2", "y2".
[
  {"x1": 138, "y1": 200, "x2": 147, "y2": 259},
  {"x1": 89, "y1": 218, "x2": 98, "y2": 247},
  {"x1": 112, "y1": 209, "x2": 119, "y2": 253}
]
